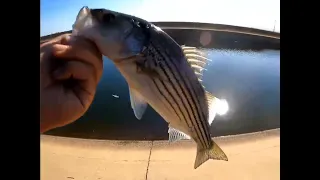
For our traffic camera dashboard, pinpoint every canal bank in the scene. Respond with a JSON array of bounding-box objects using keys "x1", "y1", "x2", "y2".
[{"x1": 41, "y1": 129, "x2": 280, "y2": 180}]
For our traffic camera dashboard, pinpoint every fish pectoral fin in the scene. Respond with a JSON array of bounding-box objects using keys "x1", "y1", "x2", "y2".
[
  {"x1": 168, "y1": 126, "x2": 191, "y2": 143},
  {"x1": 129, "y1": 87, "x2": 148, "y2": 120},
  {"x1": 194, "y1": 140, "x2": 228, "y2": 169}
]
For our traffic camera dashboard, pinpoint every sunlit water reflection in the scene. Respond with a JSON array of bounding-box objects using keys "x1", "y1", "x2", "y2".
[{"x1": 46, "y1": 49, "x2": 280, "y2": 140}]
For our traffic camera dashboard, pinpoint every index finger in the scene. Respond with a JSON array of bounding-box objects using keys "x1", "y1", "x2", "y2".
[{"x1": 40, "y1": 33, "x2": 71, "y2": 49}]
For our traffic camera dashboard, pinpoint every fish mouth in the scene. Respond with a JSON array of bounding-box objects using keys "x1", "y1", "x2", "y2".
[{"x1": 74, "y1": 7, "x2": 150, "y2": 62}]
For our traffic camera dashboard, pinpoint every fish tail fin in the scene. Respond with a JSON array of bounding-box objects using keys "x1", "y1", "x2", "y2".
[{"x1": 194, "y1": 140, "x2": 228, "y2": 169}]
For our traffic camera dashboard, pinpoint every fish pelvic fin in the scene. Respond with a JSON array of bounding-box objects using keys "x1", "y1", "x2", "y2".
[
  {"x1": 194, "y1": 140, "x2": 228, "y2": 169},
  {"x1": 129, "y1": 87, "x2": 148, "y2": 120}
]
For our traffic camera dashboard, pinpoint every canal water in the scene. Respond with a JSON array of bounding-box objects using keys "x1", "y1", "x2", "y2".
[{"x1": 46, "y1": 48, "x2": 280, "y2": 140}]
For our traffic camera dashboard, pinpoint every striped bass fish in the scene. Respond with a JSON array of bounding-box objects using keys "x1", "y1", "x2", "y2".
[{"x1": 72, "y1": 7, "x2": 228, "y2": 169}]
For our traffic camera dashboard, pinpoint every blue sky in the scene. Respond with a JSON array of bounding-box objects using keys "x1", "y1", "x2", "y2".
[{"x1": 41, "y1": 0, "x2": 280, "y2": 36}]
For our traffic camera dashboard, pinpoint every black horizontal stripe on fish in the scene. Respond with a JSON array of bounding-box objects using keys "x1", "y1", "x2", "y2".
[
  {"x1": 142, "y1": 43, "x2": 205, "y2": 146},
  {"x1": 147, "y1": 47, "x2": 192, "y2": 127},
  {"x1": 149, "y1": 42, "x2": 209, "y2": 148},
  {"x1": 159, "y1": 49, "x2": 210, "y2": 148},
  {"x1": 160, "y1": 42, "x2": 213, "y2": 147},
  {"x1": 138, "y1": 51, "x2": 185, "y2": 125},
  {"x1": 163, "y1": 50, "x2": 212, "y2": 149},
  {"x1": 152, "y1": 79, "x2": 184, "y2": 123},
  {"x1": 150, "y1": 33, "x2": 212, "y2": 148},
  {"x1": 144, "y1": 45, "x2": 191, "y2": 125},
  {"x1": 149, "y1": 50, "x2": 205, "y2": 147}
]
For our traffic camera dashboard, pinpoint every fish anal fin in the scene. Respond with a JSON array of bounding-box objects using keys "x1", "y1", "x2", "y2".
[
  {"x1": 194, "y1": 140, "x2": 228, "y2": 169},
  {"x1": 168, "y1": 126, "x2": 191, "y2": 143},
  {"x1": 129, "y1": 87, "x2": 148, "y2": 120}
]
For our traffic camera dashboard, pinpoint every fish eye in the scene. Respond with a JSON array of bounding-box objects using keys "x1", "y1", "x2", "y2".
[{"x1": 102, "y1": 13, "x2": 116, "y2": 23}]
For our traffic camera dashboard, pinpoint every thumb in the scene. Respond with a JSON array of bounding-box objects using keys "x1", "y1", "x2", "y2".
[{"x1": 42, "y1": 33, "x2": 72, "y2": 46}]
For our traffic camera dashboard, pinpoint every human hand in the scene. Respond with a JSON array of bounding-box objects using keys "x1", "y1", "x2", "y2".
[{"x1": 40, "y1": 34, "x2": 103, "y2": 133}]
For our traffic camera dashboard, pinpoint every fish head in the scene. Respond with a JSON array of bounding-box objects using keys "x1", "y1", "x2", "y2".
[{"x1": 72, "y1": 6, "x2": 151, "y2": 61}]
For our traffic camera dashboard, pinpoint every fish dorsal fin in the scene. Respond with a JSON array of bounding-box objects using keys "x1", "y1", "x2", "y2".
[
  {"x1": 205, "y1": 91, "x2": 218, "y2": 125},
  {"x1": 129, "y1": 87, "x2": 148, "y2": 120},
  {"x1": 181, "y1": 45, "x2": 212, "y2": 84},
  {"x1": 168, "y1": 126, "x2": 191, "y2": 143}
]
